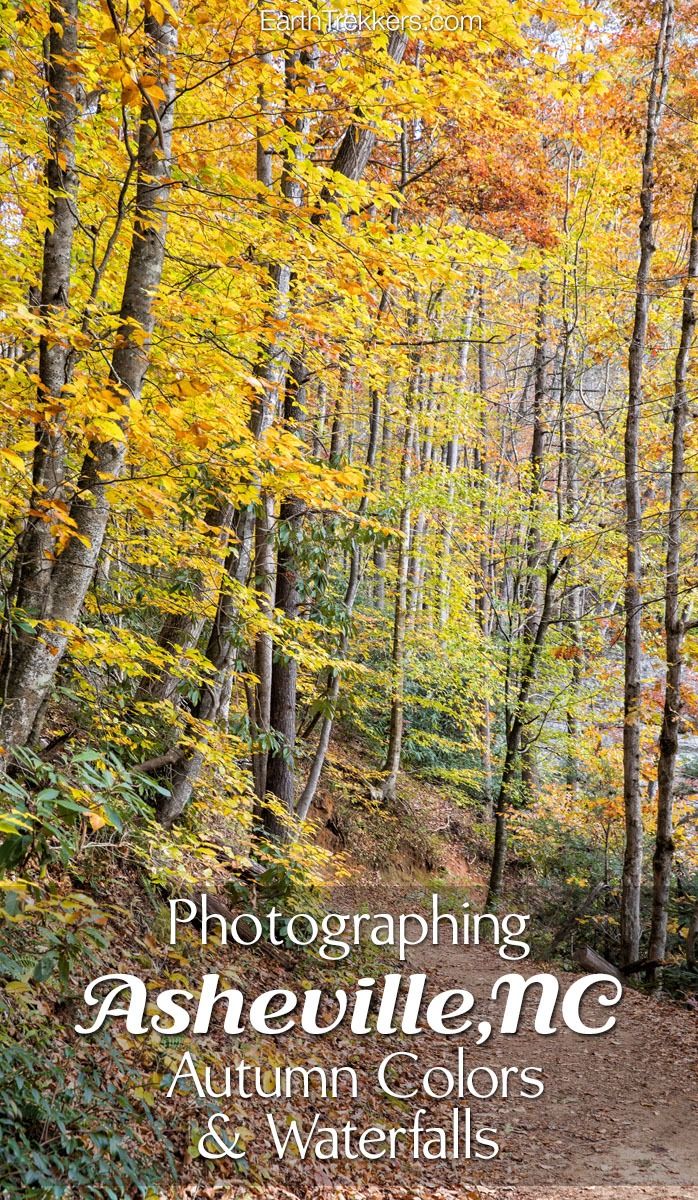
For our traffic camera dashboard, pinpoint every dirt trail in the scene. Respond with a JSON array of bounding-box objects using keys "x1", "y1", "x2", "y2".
[
  {"x1": 310, "y1": 879, "x2": 698, "y2": 1200},
  {"x1": 171, "y1": 875, "x2": 697, "y2": 1200},
  {"x1": 412, "y1": 929, "x2": 697, "y2": 1192}
]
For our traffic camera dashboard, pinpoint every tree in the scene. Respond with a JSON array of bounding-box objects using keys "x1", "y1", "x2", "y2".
[
  {"x1": 1, "y1": 0, "x2": 179, "y2": 758},
  {"x1": 649, "y1": 174, "x2": 698, "y2": 968},
  {"x1": 621, "y1": 0, "x2": 674, "y2": 966}
]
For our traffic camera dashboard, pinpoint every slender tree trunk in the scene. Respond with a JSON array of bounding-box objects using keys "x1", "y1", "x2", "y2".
[
  {"x1": 563, "y1": 365, "x2": 583, "y2": 798},
  {"x1": 297, "y1": 381, "x2": 384, "y2": 819},
  {"x1": 486, "y1": 554, "x2": 565, "y2": 905},
  {"x1": 648, "y1": 175, "x2": 698, "y2": 967},
  {"x1": 11, "y1": 0, "x2": 79, "y2": 627},
  {"x1": 440, "y1": 290, "x2": 476, "y2": 627},
  {"x1": 488, "y1": 731, "x2": 517, "y2": 908},
  {"x1": 155, "y1": 508, "x2": 252, "y2": 825},
  {"x1": 254, "y1": 47, "x2": 316, "y2": 834},
  {"x1": 475, "y1": 285, "x2": 493, "y2": 812},
  {"x1": 0, "y1": 5, "x2": 178, "y2": 755},
  {"x1": 329, "y1": 367, "x2": 351, "y2": 465},
  {"x1": 248, "y1": 50, "x2": 293, "y2": 806},
  {"x1": 264, "y1": 358, "x2": 308, "y2": 837},
  {"x1": 373, "y1": 399, "x2": 392, "y2": 611},
  {"x1": 520, "y1": 274, "x2": 547, "y2": 798},
  {"x1": 407, "y1": 379, "x2": 435, "y2": 632},
  {"x1": 406, "y1": 509, "x2": 426, "y2": 633},
  {"x1": 382, "y1": 362, "x2": 419, "y2": 802},
  {"x1": 382, "y1": 504, "x2": 412, "y2": 802},
  {"x1": 312, "y1": 379, "x2": 328, "y2": 458},
  {"x1": 251, "y1": 495, "x2": 275, "y2": 804},
  {"x1": 621, "y1": 0, "x2": 673, "y2": 965}
]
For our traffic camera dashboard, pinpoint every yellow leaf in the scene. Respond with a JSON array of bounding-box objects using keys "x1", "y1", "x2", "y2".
[
  {"x1": 144, "y1": 83, "x2": 167, "y2": 104},
  {"x1": 0, "y1": 448, "x2": 27, "y2": 472},
  {"x1": 157, "y1": 0, "x2": 179, "y2": 25},
  {"x1": 121, "y1": 76, "x2": 140, "y2": 107},
  {"x1": 91, "y1": 417, "x2": 125, "y2": 443}
]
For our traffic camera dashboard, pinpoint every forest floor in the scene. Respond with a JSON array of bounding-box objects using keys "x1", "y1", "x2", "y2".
[
  {"x1": 165, "y1": 870, "x2": 698, "y2": 1200},
  {"x1": 160, "y1": 740, "x2": 698, "y2": 1200},
  {"x1": 25, "y1": 736, "x2": 697, "y2": 1200}
]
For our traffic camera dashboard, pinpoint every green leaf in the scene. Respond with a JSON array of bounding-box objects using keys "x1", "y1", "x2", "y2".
[{"x1": 32, "y1": 951, "x2": 58, "y2": 983}]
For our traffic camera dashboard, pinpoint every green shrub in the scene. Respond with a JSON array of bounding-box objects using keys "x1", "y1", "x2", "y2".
[{"x1": 0, "y1": 1015, "x2": 174, "y2": 1199}]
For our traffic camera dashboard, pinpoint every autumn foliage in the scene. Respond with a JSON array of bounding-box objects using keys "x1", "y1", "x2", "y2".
[{"x1": 0, "y1": 0, "x2": 697, "y2": 1188}]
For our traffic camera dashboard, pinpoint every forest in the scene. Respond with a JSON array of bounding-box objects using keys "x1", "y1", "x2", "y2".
[{"x1": 0, "y1": 0, "x2": 697, "y2": 1195}]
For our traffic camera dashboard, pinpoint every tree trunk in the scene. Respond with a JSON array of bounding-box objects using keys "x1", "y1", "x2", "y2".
[
  {"x1": 155, "y1": 509, "x2": 253, "y2": 826},
  {"x1": 687, "y1": 904, "x2": 698, "y2": 969},
  {"x1": 519, "y1": 273, "x2": 547, "y2": 800},
  {"x1": 11, "y1": 0, "x2": 79, "y2": 626},
  {"x1": 373, "y1": 399, "x2": 392, "y2": 611},
  {"x1": 621, "y1": 0, "x2": 673, "y2": 966},
  {"x1": 648, "y1": 174, "x2": 698, "y2": 966},
  {"x1": 563, "y1": 365, "x2": 583, "y2": 798},
  {"x1": 382, "y1": 365, "x2": 419, "y2": 803},
  {"x1": 321, "y1": 33, "x2": 407, "y2": 189},
  {"x1": 247, "y1": 49, "x2": 293, "y2": 806},
  {"x1": 254, "y1": 48, "x2": 316, "y2": 835},
  {"x1": 297, "y1": 380, "x2": 384, "y2": 820},
  {"x1": 439, "y1": 291, "x2": 475, "y2": 628},
  {"x1": 263, "y1": 357, "x2": 309, "y2": 838},
  {"x1": 1, "y1": 5, "x2": 178, "y2": 755},
  {"x1": 486, "y1": 554, "x2": 565, "y2": 906},
  {"x1": 251, "y1": 495, "x2": 276, "y2": 805},
  {"x1": 475, "y1": 285, "x2": 493, "y2": 812}
]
